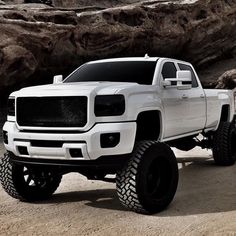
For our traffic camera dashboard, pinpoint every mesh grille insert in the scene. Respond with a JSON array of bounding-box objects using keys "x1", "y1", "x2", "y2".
[{"x1": 17, "y1": 97, "x2": 87, "y2": 127}]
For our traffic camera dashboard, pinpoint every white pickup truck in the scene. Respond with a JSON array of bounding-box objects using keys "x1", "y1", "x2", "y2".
[{"x1": 1, "y1": 57, "x2": 236, "y2": 214}]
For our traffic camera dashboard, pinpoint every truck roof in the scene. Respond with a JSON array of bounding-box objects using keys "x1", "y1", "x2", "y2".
[
  {"x1": 88, "y1": 57, "x2": 160, "y2": 64},
  {"x1": 87, "y1": 57, "x2": 192, "y2": 66}
]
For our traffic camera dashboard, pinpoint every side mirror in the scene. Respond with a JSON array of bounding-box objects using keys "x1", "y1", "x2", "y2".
[
  {"x1": 177, "y1": 70, "x2": 191, "y2": 82},
  {"x1": 162, "y1": 70, "x2": 192, "y2": 90},
  {"x1": 176, "y1": 71, "x2": 192, "y2": 90},
  {"x1": 53, "y1": 75, "x2": 63, "y2": 84}
]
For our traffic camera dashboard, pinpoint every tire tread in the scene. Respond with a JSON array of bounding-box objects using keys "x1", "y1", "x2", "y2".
[
  {"x1": 116, "y1": 141, "x2": 175, "y2": 214},
  {"x1": 213, "y1": 122, "x2": 236, "y2": 166},
  {"x1": 0, "y1": 152, "x2": 22, "y2": 200},
  {"x1": 0, "y1": 152, "x2": 62, "y2": 201}
]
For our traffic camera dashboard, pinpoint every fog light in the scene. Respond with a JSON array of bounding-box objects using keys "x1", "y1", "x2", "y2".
[
  {"x1": 3, "y1": 131, "x2": 8, "y2": 144},
  {"x1": 100, "y1": 133, "x2": 120, "y2": 148},
  {"x1": 69, "y1": 148, "x2": 83, "y2": 158},
  {"x1": 18, "y1": 146, "x2": 28, "y2": 156}
]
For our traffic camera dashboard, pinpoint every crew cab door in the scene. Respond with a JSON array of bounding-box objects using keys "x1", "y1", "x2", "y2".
[
  {"x1": 177, "y1": 62, "x2": 206, "y2": 133},
  {"x1": 160, "y1": 61, "x2": 206, "y2": 139}
]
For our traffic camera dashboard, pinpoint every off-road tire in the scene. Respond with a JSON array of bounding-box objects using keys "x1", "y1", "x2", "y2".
[
  {"x1": 213, "y1": 121, "x2": 236, "y2": 166},
  {"x1": 116, "y1": 141, "x2": 178, "y2": 214},
  {"x1": 0, "y1": 152, "x2": 62, "y2": 201}
]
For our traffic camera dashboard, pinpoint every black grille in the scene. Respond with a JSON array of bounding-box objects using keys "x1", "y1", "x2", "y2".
[{"x1": 17, "y1": 97, "x2": 87, "y2": 127}]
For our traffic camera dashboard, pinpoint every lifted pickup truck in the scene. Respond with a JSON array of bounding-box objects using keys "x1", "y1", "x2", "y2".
[{"x1": 1, "y1": 57, "x2": 236, "y2": 214}]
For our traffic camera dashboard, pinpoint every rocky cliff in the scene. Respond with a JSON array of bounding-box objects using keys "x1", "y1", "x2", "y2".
[{"x1": 0, "y1": 0, "x2": 236, "y2": 101}]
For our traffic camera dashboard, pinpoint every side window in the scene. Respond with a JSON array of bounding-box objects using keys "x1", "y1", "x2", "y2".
[
  {"x1": 161, "y1": 62, "x2": 177, "y2": 79},
  {"x1": 178, "y1": 63, "x2": 198, "y2": 88}
]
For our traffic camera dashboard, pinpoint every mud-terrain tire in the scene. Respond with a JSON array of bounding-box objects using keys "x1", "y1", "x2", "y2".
[
  {"x1": 212, "y1": 121, "x2": 236, "y2": 166},
  {"x1": 116, "y1": 141, "x2": 178, "y2": 214},
  {"x1": 0, "y1": 152, "x2": 62, "y2": 201}
]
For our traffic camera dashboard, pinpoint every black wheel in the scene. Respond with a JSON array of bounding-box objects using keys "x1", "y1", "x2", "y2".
[
  {"x1": 116, "y1": 141, "x2": 178, "y2": 214},
  {"x1": 0, "y1": 152, "x2": 62, "y2": 201},
  {"x1": 212, "y1": 121, "x2": 236, "y2": 166}
]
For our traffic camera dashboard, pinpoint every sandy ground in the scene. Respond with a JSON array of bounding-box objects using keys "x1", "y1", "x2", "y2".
[{"x1": 0, "y1": 142, "x2": 236, "y2": 236}]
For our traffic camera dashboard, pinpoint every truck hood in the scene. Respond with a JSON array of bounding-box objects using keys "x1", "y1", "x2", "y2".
[{"x1": 11, "y1": 82, "x2": 147, "y2": 97}]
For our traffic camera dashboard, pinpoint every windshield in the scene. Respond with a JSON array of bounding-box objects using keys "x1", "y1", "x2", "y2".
[{"x1": 64, "y1": 61, "x2": 157, "y2": 85}]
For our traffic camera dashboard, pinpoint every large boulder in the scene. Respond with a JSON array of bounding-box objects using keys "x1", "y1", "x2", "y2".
[
  {"x1": 1, "y1": 0, "x2": 236, "y2": 96},
  {"x1": 215, "y1": 69, "x2": 236, "y2": 89}
]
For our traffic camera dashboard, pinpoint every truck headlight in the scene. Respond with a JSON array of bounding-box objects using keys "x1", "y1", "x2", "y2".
[
  {"x1": 7, "y1": 97, "x2": 15, "y2": 116},
  {"x1": 95, "y1": 95, "x2": 125, "y2": 117}
]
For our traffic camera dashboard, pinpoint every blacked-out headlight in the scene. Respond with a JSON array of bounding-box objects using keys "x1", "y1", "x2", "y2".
[
  {"x1": 95, "y1": 95, "x2": 125, "y2": 117},
  {"x1": 7, "y1": 97, "x2": 15, "y2": 116}
]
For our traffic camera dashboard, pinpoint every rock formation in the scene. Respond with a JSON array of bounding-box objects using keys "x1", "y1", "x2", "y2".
[
  {"x1": 4, "y1": 0, "x2": 24, "y2": 4},
  {"x1": 215, "y1": 69, "x2": 236, "y2": 90},
  {"x1": 0, "y1": 0, "x2": 236, "y2": 98},
  {"x1": 52, "y1": 0, "x2": 142, "y2": 8}
]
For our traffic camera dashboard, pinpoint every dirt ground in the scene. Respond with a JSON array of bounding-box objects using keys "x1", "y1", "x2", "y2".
[{"x1": 0, "y1": 142, "x2": 236, "y2": 236}]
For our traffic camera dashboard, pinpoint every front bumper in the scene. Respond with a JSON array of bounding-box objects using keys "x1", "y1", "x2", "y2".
[{"x1": 3, "y1": 121, "x2": 136, "y2": 161}]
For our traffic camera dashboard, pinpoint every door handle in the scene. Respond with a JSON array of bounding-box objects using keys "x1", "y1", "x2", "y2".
[
  {"x1": 182, "y1": 94, "x2": 188, "y2": 99},
  {"x1": 200, "y1": 94, "x2": 205, "y2": 98}
]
